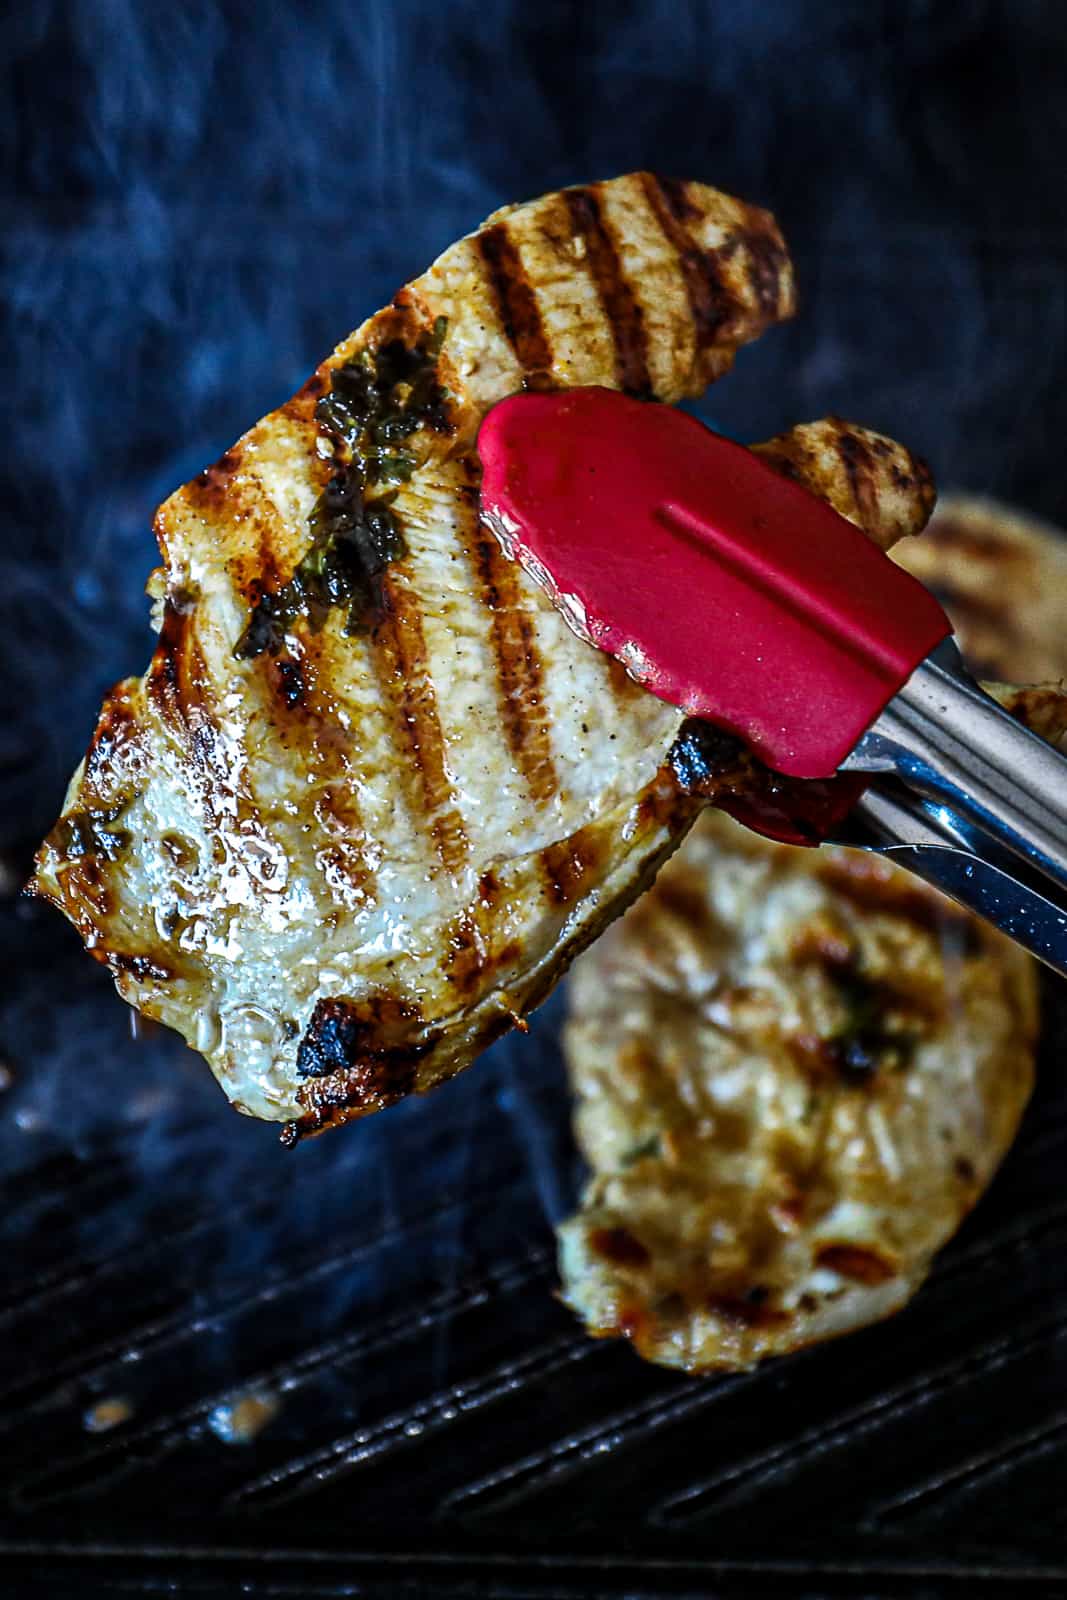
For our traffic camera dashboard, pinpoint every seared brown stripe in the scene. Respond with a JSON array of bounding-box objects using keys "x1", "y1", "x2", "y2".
[
  {"x1": 148, "y1": 600, "x2": 203, "y2": 731},
  {"x1": 477, "y1": 223, "x2": 554, "y2": 381},
  {"x1": 372, "y1": 576, "x2": 469, "y2": 874},
  {"x1": 736, "y1": 225, "x2": 788, "y2": 321},
  {"x1": 833, "y1": 424, "x2": 879, "y2": 531},
  {"x1": 565, "y1": 186, "x2": 652, "y2": 397},
  {"x1": 927, "y1": 518, "x2": 1029, "y2": 564},
  {"x1": 185, "y1": 447, "x2": 243, "y2": 512},
  {"x1": 606, "y1": 654, "x2": 645, "y2": 705},
  {"x1": 540, "y1": 826, "x2": 604, "y2": 907},
  {"x1": 641, "y1": 173, "x2": 734, "y2": 348},
  {"x1": 467, "y1": 517, "x2": 559, "y2": 805}
]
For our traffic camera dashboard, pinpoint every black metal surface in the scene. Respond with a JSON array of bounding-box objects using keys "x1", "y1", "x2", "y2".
[{"x1": 4, "y1": 4, "x2": 1067, "y2": 1596}]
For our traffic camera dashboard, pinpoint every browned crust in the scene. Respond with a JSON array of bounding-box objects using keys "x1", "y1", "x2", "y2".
[
  {"x1": 477, "y1": 221, "x2": 555, "y2": 385},
  {"x1": 564, "y1": 185, "x2": 652, "y2": 398},
  {"x1": 465, "y1": 517, "x2": 560, "y2": 805},
  {"x1": 370, "y1": 577, "x2": 469, "y2": 875}
]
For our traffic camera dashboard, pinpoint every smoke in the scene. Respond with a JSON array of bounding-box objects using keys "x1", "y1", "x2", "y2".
[{"x1": 2, "y1": 0, "x2": 1065, "y2": 1297}]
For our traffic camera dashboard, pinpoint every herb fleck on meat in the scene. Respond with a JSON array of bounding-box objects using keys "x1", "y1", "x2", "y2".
[{"x1": 235, "y1": 319, "x2": 449, "y2": 658}]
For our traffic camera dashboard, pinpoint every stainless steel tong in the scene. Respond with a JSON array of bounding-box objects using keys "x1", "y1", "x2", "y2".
[{"x1": 832, "y1": 639, "x2": 1067, "y2": 977}]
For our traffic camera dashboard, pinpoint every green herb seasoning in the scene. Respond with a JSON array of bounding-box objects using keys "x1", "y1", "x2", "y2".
[{"x1": 235, "y1": 318, "x2": 449, "y2": 659}]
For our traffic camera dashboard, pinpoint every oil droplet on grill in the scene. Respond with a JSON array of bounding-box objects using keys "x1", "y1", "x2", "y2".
[
  {"x1": 207, "y1": 1389, "x2": 280, "y2": 1445},
  {"x1": 84, "y1": 1396, "x2": 134, "y2": 1432}
]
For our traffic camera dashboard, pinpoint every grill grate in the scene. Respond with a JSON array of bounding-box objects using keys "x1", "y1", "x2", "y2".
[
  {"x1": 1, "y1": 947, "x2": 1067, "y2": 1595},
  {"x1": 7, "y1": 5, "x2": 1067, "y2": 1592}
]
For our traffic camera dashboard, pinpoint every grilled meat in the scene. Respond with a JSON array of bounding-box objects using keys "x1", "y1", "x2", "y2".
[
  {"x1": 34, "y1": 174, "x2": 936, "y2": 1139},
  {"x1": 557, "y1": 501, "x2": 1067, "y2": 1371}
]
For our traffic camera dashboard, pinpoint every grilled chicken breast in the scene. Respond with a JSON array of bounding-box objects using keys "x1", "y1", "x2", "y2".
[
  {"x1": 34, "y1": 173, "x2": 936, "y2": 1140},
  {"x1": 557, "y1": 502, "x2": 1067, "y2": 1371}
]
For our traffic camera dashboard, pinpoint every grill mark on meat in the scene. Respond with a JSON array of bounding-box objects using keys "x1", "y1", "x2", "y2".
[
  {"x1": 654, "y1": 174, "x2": 702, "y2": 223},
  {"x1": 443, "y1": 908, "x2": 489, "y2": 995},
  {"x1": 240, "y1": 485, "x2": 381, "y2": 907},
  {"x1": 927, "y1": 582, "x2": 1030, "y2": 656},
  {"x1": 185, "y1": 447, "x2": 243, "y2": 512},
  {"x1": 442, "y1": 894, "x2": 523, "y2": 997},
  {"x1": 748, "y1": 445, "x2": 806, "y2": 487},
  {"x1": 83, "y1": 685, "x2": 142, "y2": 791},
  {"x1": 833, "y1": 421, "x2": 879, "y2": 530},
  {"x1": 464, "y1": 500, "x2": 559, "y2": 805},
  {"x1": 606, "y1": 655, "x2": 646, "y2": 705},
  {"x1": 280, "y1": 366, "x2": 329, "y2": 424},
  {"x1": 540, "y1": 827, "x2": 605, "y2": 906},
  {"x1": 641, "y1": 173, "x2": 734, "y2": 346},
  {"x1": 287, "y1": 995, "x2": 431, "y2": 1144},
  {"x1": 735, "y1": 223, "x2": 789, "y2": 321},
  {"x1": 818, "y1": 852, "x2": 984, "y2": 951},
  {"x1": 477, "y1": 222, "x2": 555, "y2": 384},
  {"x1": 925, "y1": 517, "x2": 1032, "y2": 564},
  {"x1": 564, "y1": 186, "x2": 652, "y2": 397},
  {"x1": 107, "y1": 950, "x2": 174, "y2": 982},
  {"x1": 147, "y1": 599, "x2": 205, "y2": 730},
  {"x1": 371, "y1": 576, "x2": 469, "y2": 875}
]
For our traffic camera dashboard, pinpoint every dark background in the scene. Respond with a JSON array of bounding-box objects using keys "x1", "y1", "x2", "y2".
[{"x1": 2, "y1": 3, "x2": 1067, "y2": 1596}]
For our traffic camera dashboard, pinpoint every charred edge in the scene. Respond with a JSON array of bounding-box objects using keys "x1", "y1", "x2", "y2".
[
  {"x1": 737, "y1": 224, "x2": 789, "y2": 321},
  {"x1": 281, "y1": 368, "x2": 330, "y2": 422},
  {"x1": 147, "y1": 599, "x2": 196, "y2": 726},
  {"x1": 371, "y1": 580, "x2": 469, "y2": 874},
  {"x1": 296, "y1": 994, "x2": 422, "y2": 1079},
  {"x1": 565, "y1": 186, "x2": 652, "y2": 398},
  {"x1": 833, "y1": 423, "x2": 879, "y2": 530},
  {"x1": 641, "y1": 173, "x2": 733, "y2": 348},
  {"x1": 635, "y1": 768, "x2": 706, "y2": 832},
  {"x1": 83, "y1": 688, "x2": 139, "y2": 788},
  {"x1": 652, "y1": 174, "x2": 702, "y2": 223},
  {"x1": 187, "y1": 447, "x2": 243, "y2": 510},
  {"x1": 665, "y1": 720, "x2": 750, "y2": 799},
  {"x1": 749, "y1": 443, "x2": 807, "y2": 486},
  {"x1": 108, "y1": 951, "x2": 173, "y2": 982},
  {"x1": 540, "y1": 830, "x2": 603, "y2": 907},
  {"x1": 53, "y1": 854, "x2": 114, "y2": 924},
  {"x1": 894, "y1": 452, "x2": 936, "y2": 524},
  {"x1": 477, "y1": 222, "x2": 555, "y2": 384},
  {"x1": 472, "y1": 534, "x2": 559, "y2": 804},
  {"x1": 588, "y1": 1226, "x2": 651, "y2": 1269},
  {"x1": 814, "y1": 1243, "x2": 897, "y2": 1286},
  {"x1": 666, "y1": 719, "x2": 864, "y2": 842}
]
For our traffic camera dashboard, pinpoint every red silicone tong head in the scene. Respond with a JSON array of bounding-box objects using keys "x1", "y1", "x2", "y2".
[{"x1": 477, "y1": 388, "x2": 951, "y2": 779}]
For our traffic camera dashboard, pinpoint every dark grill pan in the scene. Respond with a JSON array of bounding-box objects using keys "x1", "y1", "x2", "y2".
[{"x1": 5, "y1": 3, "x2": 1067, "y2": 1594}]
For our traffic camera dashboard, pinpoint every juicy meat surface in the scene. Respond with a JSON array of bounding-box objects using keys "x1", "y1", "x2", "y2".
[
  {"x1": 33, "y1": 173, "x2": 934, "y2": 1139},
  {"x1": 557, "y1": 501, "x2": 1067, "y2": 1371}
]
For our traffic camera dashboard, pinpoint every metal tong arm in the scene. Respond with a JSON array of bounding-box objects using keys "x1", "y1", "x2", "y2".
[
  {"x1": 840, "y1": 782, "x2": 1067, "y2": 979},
  {"x1": 842, "y1": 638, "x2": 1067, "y2": 894}
]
